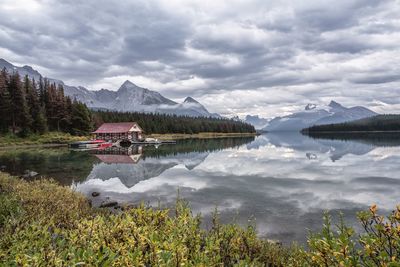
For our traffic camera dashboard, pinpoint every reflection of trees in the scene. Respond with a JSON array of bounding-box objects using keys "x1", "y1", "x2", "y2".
[
  {"x1": 304, "y1": 132, "x2": 400, "y2": 147},
  {"x1": 0, "y1": 148, "x2": 98, "y2": 184},
  {"x1": 142, "y1": 137, "x2": 255, "y2": 159}
]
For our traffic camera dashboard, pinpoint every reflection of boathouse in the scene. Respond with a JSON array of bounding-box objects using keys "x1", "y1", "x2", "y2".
[
  {"x1": 92, "y1": 122, "x2": 143, "y2": 142},
  {"x1": 91, "y1": 146, "x2": 143, "y2": 164}
]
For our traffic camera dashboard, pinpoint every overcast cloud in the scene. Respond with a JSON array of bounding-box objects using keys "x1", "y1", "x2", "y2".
[{"x1": 0, "y1": 0, "x2": 399, "y2": 117}]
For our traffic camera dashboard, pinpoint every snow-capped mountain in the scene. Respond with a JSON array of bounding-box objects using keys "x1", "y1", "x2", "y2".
[
  {"x1": 263, "y1": 101, "x2": 377, "y2": 132},
  {"x1": 0, "y1": 58, "x2": 220, "y2": 118},
  {"x1": 0, "y1": 58, "x2": 42, "y2": 80}
]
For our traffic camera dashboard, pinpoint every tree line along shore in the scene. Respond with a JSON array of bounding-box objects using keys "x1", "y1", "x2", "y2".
[{"x1": 302, "y1": 114, "x2": 400, "y2": 133}]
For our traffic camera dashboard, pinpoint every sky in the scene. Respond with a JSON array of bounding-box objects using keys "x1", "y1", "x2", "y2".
[{"x1": 0, "y1": 0, "x2": 399, "y2": 118}]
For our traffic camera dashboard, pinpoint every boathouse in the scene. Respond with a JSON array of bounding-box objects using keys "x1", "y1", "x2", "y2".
[{"x1": 92, "y1": 122, "x2": 143, "y2": 142}]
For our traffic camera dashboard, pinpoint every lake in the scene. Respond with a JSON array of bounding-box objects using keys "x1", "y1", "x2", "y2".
[{"x1": 1, "y1": 132, "x2": 399, "y2": 245}]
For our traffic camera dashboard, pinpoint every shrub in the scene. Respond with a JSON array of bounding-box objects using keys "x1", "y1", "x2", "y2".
[{"x1": 0, "y1": 172, "x2": 400, "y2": 266}]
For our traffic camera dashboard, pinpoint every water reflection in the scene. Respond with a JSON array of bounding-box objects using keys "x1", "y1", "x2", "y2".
[
  {"x1": 1, "y1": 133, "x2": 399, "y2": 245},
  {"x1": 0, "y1": 148, "x2": 97, "y2": 184}
]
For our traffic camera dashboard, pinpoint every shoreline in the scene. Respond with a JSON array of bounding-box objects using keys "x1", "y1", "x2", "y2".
[{"x1": 0, "y1": 132, "x2": 257, "y2": 148}]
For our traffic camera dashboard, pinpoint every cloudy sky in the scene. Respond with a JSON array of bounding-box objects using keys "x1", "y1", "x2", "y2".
[{"x1": 1, "y1": 0, "x2": 399, "y2": 117}]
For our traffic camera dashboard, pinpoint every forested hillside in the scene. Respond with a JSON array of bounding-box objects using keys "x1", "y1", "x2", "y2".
[
  {"x1": 303, "y1": 115, "x2": 400, "y2": 133},
  {"x1": 93, "y1": 110, "x2": 255, "y2": 134},
  {"x1": 0, "y1": 69, "x2": 92, "y2": 136}
]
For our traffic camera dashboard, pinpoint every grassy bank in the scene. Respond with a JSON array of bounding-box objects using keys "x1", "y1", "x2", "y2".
[
  {"x1": 0, "y1": 132, "x2": 88, "y2": 147},
  {"x1": 0, "y1": 173, "x2": 399, "y2": 266},
  {"x1": 148, "y1": 132, "x2": 257, "y2": 140}
]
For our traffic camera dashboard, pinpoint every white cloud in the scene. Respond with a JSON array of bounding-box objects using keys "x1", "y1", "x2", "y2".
[{"x1": 1, "y1": 0, "x2": 399, "y2": 118}]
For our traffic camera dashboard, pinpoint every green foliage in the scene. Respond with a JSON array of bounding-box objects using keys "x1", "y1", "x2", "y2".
[
  {"x1": 93, "y1": 110, "x2": 256, "y2": 135},
  {"x1": 1, "y1": 173, "x2": 400, "y2": 266},
  {"x1": 70, "y1": 101, "x2": 92, "y2": 135},
  {"x1": 303, "y1": 205, "x2": 400, "y2": 266},
  {"x1": 0, "y1": 192, "x2": 21, "y2": 228},
  {"x1": 8, "y1": 72, "x2": 32, "y2": 136},
  {"x1": 0, "y1": 173, "x2": 289, "y2": 266}
]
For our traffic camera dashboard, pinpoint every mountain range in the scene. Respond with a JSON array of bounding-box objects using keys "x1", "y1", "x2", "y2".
[
  {"x1": 0, "y1": 58, "x2": 378, "y2": 125},
  {"x1": 0, "y1": 59, "x2": 220, "y2": 118},
  {"x1": 263, "y1": 101, "x2": 377, "y2": 132}
]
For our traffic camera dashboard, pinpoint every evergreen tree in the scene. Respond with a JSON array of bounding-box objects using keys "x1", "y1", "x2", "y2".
[
  {"x1": 70, "y1": 100, "x2": 92, "y2": 135},
  {"x1": 38, "y1": 76, "x2": 45, "y2": 106},
  {"x1": 0, "y1": 72, "x2": 93, "y2": 136},
  {"x1": 8, "y1": 72, "x2": 32, "y2": 135},
  {"x1": 25, "y1": 76, "x2": 47, "y2": 134},
  {"x1": 0, "y1": 69, "x2": 12, "y2": 133},
  {"x1": 55, "y1": 84, "x2": 69, "y2": 131}
]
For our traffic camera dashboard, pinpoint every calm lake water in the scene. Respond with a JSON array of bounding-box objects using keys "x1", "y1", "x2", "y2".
[{"x1": 1, "y1": 133, "x2": 399, "y2": 245}]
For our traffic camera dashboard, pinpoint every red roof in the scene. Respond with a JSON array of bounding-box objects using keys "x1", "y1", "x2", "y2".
[{"x1": 92, "y1": 122, "x2": 142, "y2": 134}]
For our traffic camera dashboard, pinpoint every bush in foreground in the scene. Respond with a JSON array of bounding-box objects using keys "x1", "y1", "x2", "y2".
[{"x1": 0, "y1": 173, "x2": 399, "y2": 266}]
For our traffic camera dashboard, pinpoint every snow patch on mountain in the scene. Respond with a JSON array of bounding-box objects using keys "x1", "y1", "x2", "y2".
[{"x1": 263, "y1": 101, "x2": 378, "y2": 132}]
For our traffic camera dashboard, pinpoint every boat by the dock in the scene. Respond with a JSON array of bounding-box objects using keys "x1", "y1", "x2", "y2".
[{"x1": 68, "y1": 140, "x2": 107, "y2": 149}]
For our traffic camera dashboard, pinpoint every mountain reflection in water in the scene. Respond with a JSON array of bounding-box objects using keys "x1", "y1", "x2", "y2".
[{"x1": 1, "y1": 133, "x2": 399, "y2": 245}]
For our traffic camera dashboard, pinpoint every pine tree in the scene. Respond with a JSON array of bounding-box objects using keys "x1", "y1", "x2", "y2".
[
  {"x1": 0, "y1": 68, "x2": 12, "y2": 133},
  {"x1": 8, "y1": 72, "x2": 32, "y2": 135},
  {"x1": 70, "y1": 100, "x2": 92, "y2": 135},
  {"x1": 38, "y1": 76, "x2": 45, "y2": 106},
  {"x1": 25, "y1": 75, "x2": 47, "y2": 134},
  {"x1": 55, "y1": 84, "x2": 69, "y2": 131}
]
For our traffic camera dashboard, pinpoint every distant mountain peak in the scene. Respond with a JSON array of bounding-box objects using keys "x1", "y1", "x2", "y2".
[
  {"x1": 121, "y1": 80, "x2": 140, "y2": 88},
  {"x1": 328, "y1": 100, "x2": 345, "y2": 109},
  {"x1": 305, "y1": 103, "x2": 317, "y2": 110},
  {"x1": 184, "y1": 97, "x2": 199, "y2": 104},
  {"x1": 22, "y1": 65, "x2": 41, "y2": 77}
]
